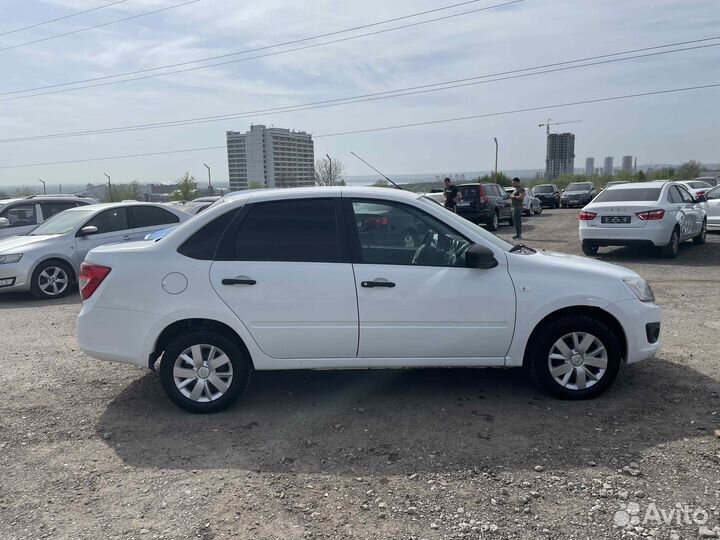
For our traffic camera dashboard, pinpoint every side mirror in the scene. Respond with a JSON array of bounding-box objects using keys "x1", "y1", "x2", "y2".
[
  {"x1": 696, "y1": 195, "x2": 707, "y2": 203},
  {"x1": 466, "y1": 244, "x2": 498, "y2": 270},
  {"x1": 79, "y1": 225, "x2": 98, "y2": 236},
  {"x1": 0, "y1": 217, "x2": 9, "y2": 229}
]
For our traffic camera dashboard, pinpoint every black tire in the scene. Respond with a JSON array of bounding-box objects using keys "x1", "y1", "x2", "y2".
[
  {"x1": 582, "y1": 243, "x2": 599, "y2": 256},
  {"x1": 486, "y1": 211, "x2": 499, "y2": 231},
  {"x1": 527, "y1": 315, "x2": 622, "y2": 400},
  {"x1": 660, "y1": 228, "x2": 680, "y2": 258},
  {"x1": 160, "y1": 330, "x2": 251, "y2": 413},
  {"x1": 534, "y1": 206, "x2": 543, "y2": 215},
  {"x1": 30, "y1": 259, "x2": 74, "y2": 299},
  {"x1": 693, "y1": 219, "x2": 707, "y2": 245}
]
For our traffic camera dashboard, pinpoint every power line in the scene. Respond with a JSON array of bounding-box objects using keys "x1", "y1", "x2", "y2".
[
  {"x1": 0, "y1": 0, "x2": 521, "y2": 100},
  {"x1": 0, "y1": 0, "x2": 200, "y2": 53},
  {"x1": 0, "y1": 37, "x2": 718, "y2": 144},
  {"x1": 0, "y1": 0, "x2": 127, "y2": 38},
  {"x1": 1, "y1": 82, "x2": 718, "y2": 169}
]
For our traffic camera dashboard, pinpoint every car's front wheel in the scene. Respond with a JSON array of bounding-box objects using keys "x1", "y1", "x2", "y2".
[
  {"x1": 534, "y1": 206, "x2": 543, "y2": 215},
  {"x1": 693, "y1": 219, "x2": 707, "y2": 245},
  {"x1": 30, "y1": 260, "x2": 73, "y2": 299},
  {"x1": 527, "y1": 315, "x2": 622, "y2": 399},
  {"x1": 160, "y1": 330, "x2": 251, "y2": 413}
]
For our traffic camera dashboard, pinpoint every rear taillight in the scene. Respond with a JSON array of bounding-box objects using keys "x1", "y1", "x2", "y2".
[
  {"x1": 635, "y1": 209, "x2": 665, "y2": 221},
  {"x1": 697, "y1": 191, "x2": 706, "y2": 197},
  {"x1": 79, "y1": 262, "x2": 111, "y2": 300},
  {"x1": 478, "y1": 185, "x2": 488, "y2": 204},
  {"x1": 579, "y1": 211, "x2": 597, "y2": 220}
]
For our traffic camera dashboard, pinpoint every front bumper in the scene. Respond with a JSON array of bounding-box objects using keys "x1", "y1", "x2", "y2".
[
  {"x1": 606, "y1": 298, "x2": 662, "y2": 364},
  {"x1": 0, "y1": 260, "x2": 32, "y2": 293}
]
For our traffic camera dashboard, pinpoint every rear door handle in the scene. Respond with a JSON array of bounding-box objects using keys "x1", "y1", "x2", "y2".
[
  {"x1": 361, "y1": 280, "x2": 395, "y2": 288},
  {"x1": 222, "y1": 277, "x2": 256, "y2": 286},
  {"x1": 122, "y1": 234, "x2": 133, "y2": 241}
]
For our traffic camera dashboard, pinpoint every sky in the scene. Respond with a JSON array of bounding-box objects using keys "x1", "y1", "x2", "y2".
[{"x1": 0, "y1": 0, "x2": 718, "y2": 189}]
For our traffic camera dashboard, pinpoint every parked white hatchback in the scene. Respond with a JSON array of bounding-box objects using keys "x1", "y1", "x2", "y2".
[
  {"x1": 0, "y1": 202, "x2": 189, "y2": 299},
  {"x1": 77, "y1": 187, "x2": 661, "y2": 413},
  {"x1": 579, "y1": 181, "x2": 707, "y2": 258}
]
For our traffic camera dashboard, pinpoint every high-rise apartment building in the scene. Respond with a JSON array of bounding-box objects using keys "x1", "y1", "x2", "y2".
[
  {"x1": 622, "y1": 155, "x2": 633, "y2": 172},
  {"x1": 585, "y1": 157, "x2": 595, "y2": 177},
  {"x1": 545, "y1": 133, "x2": 575, "y2": 179},
  {"x1": 226, "y1": 125, "x2": 315, "y2": 190},
  {"x1": 603, "y1": 156, "x2": 614, "y2": 176}
]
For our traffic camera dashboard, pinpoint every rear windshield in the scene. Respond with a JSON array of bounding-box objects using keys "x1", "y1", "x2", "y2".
[
  {"x1": 458, "y1": 186, "x2": 479, "y2": 199},
  {"x1": 566, "y1": 183, "x2": 592, "y2": 191},
  {"x1": 533, "y1": 185, "x2": 554, "y2": 193},
  {"x1": 688, "y1": 181, "x2": 711, "y2": 189},
  {"x1": 593, "y1": 188, "x2": 661, "y2": 203}
]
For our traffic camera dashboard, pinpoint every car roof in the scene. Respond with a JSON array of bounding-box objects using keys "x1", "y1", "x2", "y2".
[
  {"x1": 221, "y1": 186, "x2": 426, "y2": 204},
  {"x1": 61, "y1": 201, "x2": 180, "y2": 214},
  {"x1": 604, "y1": 181, "x2": 668, "y2": 189},
  {"x1": 0, "y1": 196, "x2": 96, "y2": 205}
]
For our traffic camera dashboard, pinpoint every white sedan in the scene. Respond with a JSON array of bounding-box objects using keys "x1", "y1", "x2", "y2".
[
  {"x1": 676, "y1": 180, "x2": 713, "y2": 198},
  {"x1": 579, "y1": 181, "x2": 706, "y2": 258},
  {"x1": 77, "y1": 187, "x2": 661, "y2": 413}
]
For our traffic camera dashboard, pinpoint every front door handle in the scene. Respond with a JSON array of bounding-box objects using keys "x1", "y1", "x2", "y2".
[
  {"x1": 222, "y1": 277, "x2": 256, "y2": 286},
  {"x1": 361, "y1": 280, "x2": 395, "y2": 288},
  {"x1": 122, "y1": 234, "x2": 133, "y2": 241}
]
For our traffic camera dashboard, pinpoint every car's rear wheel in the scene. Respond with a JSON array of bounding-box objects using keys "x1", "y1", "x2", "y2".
[
  {"x1": 661, "y1": 228, "x2": 680, "y2": 258},
  {"x1": 486, "y1": 211, "x2": 499, "y2": 231},
  {"x1": 160, "y1": 330, "x2": 251, "y2": 413},
  {"x1": 30, "y1": 260, "x2": 73, "y2": 299},
  {"x1": 582, "y1": 243, "x2": 599, "y2": 256},
  {"x1": 693, "y1": 219, "x2": 707, "y2": 245},
  {"x1": 527, "y1": 315, "x2": 621, "y2": 399}
]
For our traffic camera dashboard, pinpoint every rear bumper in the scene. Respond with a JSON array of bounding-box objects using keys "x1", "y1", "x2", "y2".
[
  {"x1": 77, "y1": 303, "x2": 171, "y2": 368},
  {"x1": 456, "y1": 208, "x2": 492, "y2": 223},
  {"x1": 579, "y1": 224, "x2": 671, "y2": 247},
  {"x1": 606, "y1": 298, "x2": 662, "y2": 364}
]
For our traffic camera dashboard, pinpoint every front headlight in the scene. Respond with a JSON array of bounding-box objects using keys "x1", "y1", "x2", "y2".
[
  {"x1": 0, "y1": 253, "x2": 22, "y2": 264},
  {"x1": 623, "y1": 278, "x2": 655, "y2": 302}
]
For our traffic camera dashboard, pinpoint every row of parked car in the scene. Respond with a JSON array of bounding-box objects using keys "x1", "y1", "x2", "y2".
[{"x1": 0, "y1": 194, "x2": 219, "y2": 299}]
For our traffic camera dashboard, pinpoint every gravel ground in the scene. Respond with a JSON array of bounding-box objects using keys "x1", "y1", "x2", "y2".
[{"x1": 1, "y1": 208, "x2": 720, "y2": 540}]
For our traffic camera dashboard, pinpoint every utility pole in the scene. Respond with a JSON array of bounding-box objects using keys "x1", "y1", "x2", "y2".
[
  {"x1": 203, "y1": 163, "x2": 213, "y2": 194},
  {"x1": 104, "y1": 173, "x2": 112, "y2": 202},
  {"x1": 38, "y1": 178, "x2": 46, "y2": 194},
  {"x1": 326, "y1": 153, "x2": 332, "y2": 185},
  {"x1": 493, "y1": 138, "x2": 498, "y2": 181}
]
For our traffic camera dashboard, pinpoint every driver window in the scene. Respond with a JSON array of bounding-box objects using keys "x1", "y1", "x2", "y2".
[{"x1": 351, "y1": 200, "x2": 470, "y2": 267}]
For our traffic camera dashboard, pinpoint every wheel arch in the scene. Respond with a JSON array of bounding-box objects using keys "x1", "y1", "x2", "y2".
[
  {"x1": 31, "y1": 256, "x2": 78, "y2": 283},
  {"x1": 150, "y1": 318, "x2": 254, "y2": 370},
  {"x1": 522, "y1": 306, "x2": 627, "y2": 366}
]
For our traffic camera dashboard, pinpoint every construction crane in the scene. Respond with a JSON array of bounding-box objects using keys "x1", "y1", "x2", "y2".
[{"x1": 538, "y1": 119, "x2": 583, "y2": 136}]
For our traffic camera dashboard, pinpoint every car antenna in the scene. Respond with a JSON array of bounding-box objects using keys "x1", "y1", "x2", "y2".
[{"x1": 350, "y1": 152, "x2": 403, "y2": 190}]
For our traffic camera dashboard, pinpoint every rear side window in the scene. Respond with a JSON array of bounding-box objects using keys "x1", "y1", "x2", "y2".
[
  {"x1": 593, "y1": 188, "x2": 661, "y2": 202},
  {"x1": 231, "y1": 199, "x2": 343, "y2": 262},
  {"x1": 667, "y1": 186, "x2": 682, "y2": 204},
  {"x1": 84, "y1": 208, "x2": 129, "y2": 234},
  {"x1": 40, "y1": 202, "x2": 77, "y2": 220},
  {"x1": 130, "y1": 206, "x2": 180, "y2": 228},
  {"x1": 178, "y1": 209, "x2": 237, "y2": 260}
]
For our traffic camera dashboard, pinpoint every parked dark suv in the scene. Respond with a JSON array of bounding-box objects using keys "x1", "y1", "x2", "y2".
[
  {"x1": 561, "y1": 182, "x2": 597, "y2": 208},
  {"x1": 455, "y1": 183, "x2": 512, "y2": 231},
  {"x1": 532, "y1": 184, "x2": 561, "y2": 208}
]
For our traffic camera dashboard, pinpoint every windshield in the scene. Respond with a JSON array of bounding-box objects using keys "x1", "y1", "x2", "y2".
[
  {"x1": 533, "y1": 185, "x2": 554, "y2": 193},
  {"x1": 418, "y1": 196, "x2": 512, "y2": 251},
  {"x1": 28, "y1": 208, "x2": 95, "y2": 235},
  {"x1": 593, "y1": 188, "x2": 661, "y2": 202},
  {"x1": 566, "y1": 183, "x2": 592, "y2": 191}
]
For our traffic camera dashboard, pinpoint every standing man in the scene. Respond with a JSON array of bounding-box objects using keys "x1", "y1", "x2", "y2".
[
  {"x1": 510, "y1": 177, "x2": 526, "y2": 240},
  {"x1": 443, "y1": 177, "x2": 462, "y2": 212}
]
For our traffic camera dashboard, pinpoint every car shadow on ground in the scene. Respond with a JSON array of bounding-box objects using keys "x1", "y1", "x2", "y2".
[
  {"x1": 0, "y1": 291, "x2": 81, "y2": 309},
  {"x1": 97, "y1": 357, "x2": 720, "y2": 475}
]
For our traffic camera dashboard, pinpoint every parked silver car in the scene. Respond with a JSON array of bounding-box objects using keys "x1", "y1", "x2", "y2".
[
  {"x1": 702, "y1": 185, "x2": 720, "y2": 229},
  {"x1": 0, "y1": 202, "x2": 189, "y2": 299},
  {"x1": 0, "y1": 195, "x2": 97, "y2": 239}
]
